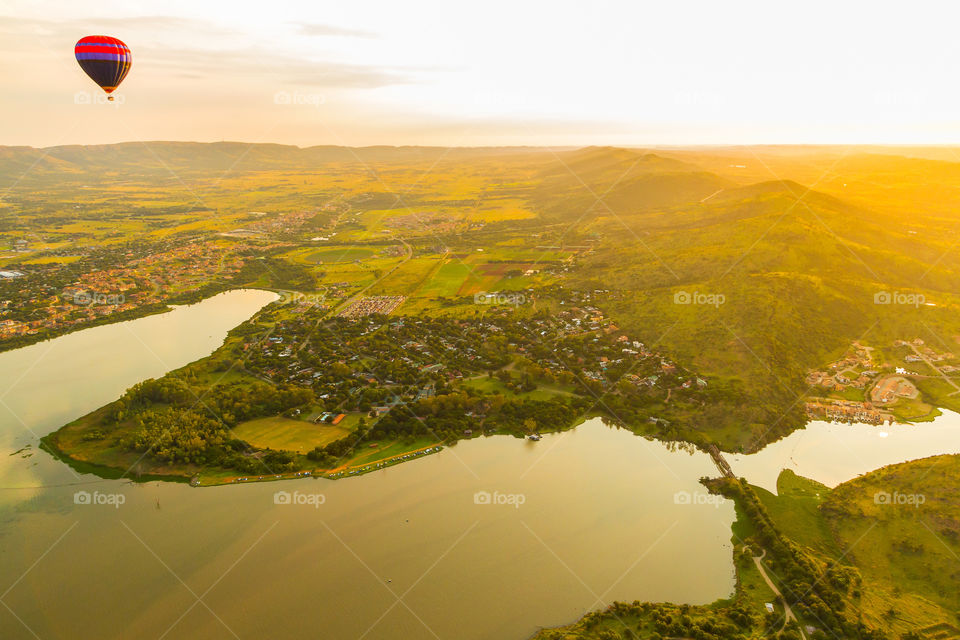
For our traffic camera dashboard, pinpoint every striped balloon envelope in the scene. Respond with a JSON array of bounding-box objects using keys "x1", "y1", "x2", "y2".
[{"x1": 75, "y1": 35, "x2": 132, "y2": 101}]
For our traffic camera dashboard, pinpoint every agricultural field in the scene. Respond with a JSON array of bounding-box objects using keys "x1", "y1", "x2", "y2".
[
  {"x1": 365, "y1": 255, "x2": 444, "y2": 296},
  {"x1": 300, "y1": 247, "x2": 377, "y2": 264}
]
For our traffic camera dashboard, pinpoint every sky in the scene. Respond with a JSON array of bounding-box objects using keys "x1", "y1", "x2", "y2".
[{"x1": 3, "y1": 0, "x2": 960, "y2": 148}]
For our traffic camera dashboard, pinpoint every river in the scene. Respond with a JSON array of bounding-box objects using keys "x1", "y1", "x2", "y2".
[{"x1": 1, "y1": 289, "x2": 957, "y2": 639}]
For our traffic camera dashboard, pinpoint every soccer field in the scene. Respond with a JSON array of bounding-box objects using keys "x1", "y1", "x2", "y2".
[{"x1": 232, "y1": 416, "x2": 351, "y2": 452}]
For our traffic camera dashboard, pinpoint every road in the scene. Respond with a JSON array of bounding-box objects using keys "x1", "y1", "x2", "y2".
[
  {"x1": 331, "y1": 238, "x2": 413, "y2": 315},
  {"x1": 753, "y1": 549, "x2": 807, "y2": 640},
  {"x1": 907, "y1": 343, "x2": 960, "y2": 396},
  {"x1": 296, "y1": 238, "x2": 413, "y2": 353},
  {"x1": 700, "y1": 188, "x2": 724, "y2": 203}
]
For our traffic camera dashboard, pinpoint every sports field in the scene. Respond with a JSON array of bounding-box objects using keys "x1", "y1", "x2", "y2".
[{"x1": 232, "y1": 416, "x2": 351, "y2": 452}]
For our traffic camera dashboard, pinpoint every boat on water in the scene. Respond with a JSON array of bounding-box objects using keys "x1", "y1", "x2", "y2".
[{"x1": 528, "y1": 434, "x2": 541, "y2": 441}]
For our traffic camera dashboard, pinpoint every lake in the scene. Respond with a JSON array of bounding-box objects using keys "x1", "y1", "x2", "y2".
[
  {"x1": 0, "y1": 289, "x2": 735, "y2": 640},
  {"x1": 1, "y1": 289, "x2": 958, "y2": 639},
  {"x1": 729, "y1": 413, "x2": 960, "y2": 493}
]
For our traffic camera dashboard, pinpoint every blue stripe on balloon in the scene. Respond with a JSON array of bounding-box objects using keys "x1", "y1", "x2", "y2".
[{"x1": 75, "y1": 52, "x2": 129, "y2": 61}]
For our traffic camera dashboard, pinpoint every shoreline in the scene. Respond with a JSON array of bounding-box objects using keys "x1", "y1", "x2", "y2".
[{"x1": 0, "y1": 301, "x2": 173, "y2": 355}]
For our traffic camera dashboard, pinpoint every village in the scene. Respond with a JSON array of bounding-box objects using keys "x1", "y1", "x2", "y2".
[
  {"x1": 0, "y1": 239, "x2": 248, "y2": 341},
  {"x1": 237, "y1": 290, "x2": 707, "y2": 445},
  {"x1": 337, "y1": 295, "x2": 406, "y2": 318},
  {"x1": 0, "y1": 203, "x2": 339, "y2": 347},
  {"x1": 805, "y1": 338, "x2": 960, "y2": 423}
]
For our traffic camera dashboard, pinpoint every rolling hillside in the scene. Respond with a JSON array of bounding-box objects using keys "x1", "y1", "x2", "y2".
[
  {"x1": 533, "y1": 146, "x2": 731, "y2": 220},
  {"x1": 0, "y1": 141, "x2": 548, "y2": 183},
  {"x1": 544, "y1": 161, "x2": 960, "y2": 449}
]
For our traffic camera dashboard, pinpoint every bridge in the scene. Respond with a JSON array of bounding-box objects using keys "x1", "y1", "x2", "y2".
[{"x1": 707, "y1": 444, "x2": 735, "y2": 478}]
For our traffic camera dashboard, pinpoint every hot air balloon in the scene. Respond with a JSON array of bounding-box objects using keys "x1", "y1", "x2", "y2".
[{"x1": 75, "y1": 36, "x2": 131, "y2": 101}]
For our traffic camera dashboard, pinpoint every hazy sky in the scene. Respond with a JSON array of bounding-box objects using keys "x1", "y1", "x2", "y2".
[{"x1": 3, "y1": 0, "x2": 960, "y2": 147}]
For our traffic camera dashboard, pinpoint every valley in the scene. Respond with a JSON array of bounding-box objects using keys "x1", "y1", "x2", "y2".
[{"x1": 4, "y1": 142, "x2": 960, "y2": 639}]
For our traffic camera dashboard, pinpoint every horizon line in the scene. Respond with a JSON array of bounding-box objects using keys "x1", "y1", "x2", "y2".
[{"x1": 12, "y1": 140, "x2": 960, "y2": 151}]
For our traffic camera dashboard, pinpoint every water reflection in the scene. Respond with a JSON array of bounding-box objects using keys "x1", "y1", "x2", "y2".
[{"x1": 732, "y1": 412, "x2": 960, "y2": 492}]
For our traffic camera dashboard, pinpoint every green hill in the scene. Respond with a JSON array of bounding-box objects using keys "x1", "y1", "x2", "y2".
[
  {"x1": 554, "y1": 174, "x2": 960, "y2": 449},
  {"x1": 533, "y1": 146, "x2": 731, "y2": 220},
  {"x1": 821, "y1": 455, "x2": 960, "y2": 632}
]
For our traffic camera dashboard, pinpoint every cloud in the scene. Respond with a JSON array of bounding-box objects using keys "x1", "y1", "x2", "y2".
[
  {"x1": 0, "y1": 14, "x2": 238, "y2": 39},
  {"x1": 295, "y1": 22, "x2": 376, "y2": 38},
  {"x1": 140, "y1": 46, "x2": 412, "y2": 89},
  {"x1": 0, "y1": 15, "x2": 412, "y2": 89}
]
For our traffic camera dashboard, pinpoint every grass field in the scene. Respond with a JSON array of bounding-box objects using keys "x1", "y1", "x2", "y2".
[
  {"x1": 755, "y1": 470, "x2": 839, "y2": 556},
  {"x1": 367, "y1": 255, "x2": 443, "y2": 296},
  {"x1": 343, "y1": 436, "x2": 439, "y2": 467},
  {"x1": 410, "y1": 254, "x2": 545, "y2": 299},
  {"x1": 232, "y1": 416, "x2": 351, "y2": 452},
  {"x1": 417, "y1": 260, "x2": 476, "y2": 297}
]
